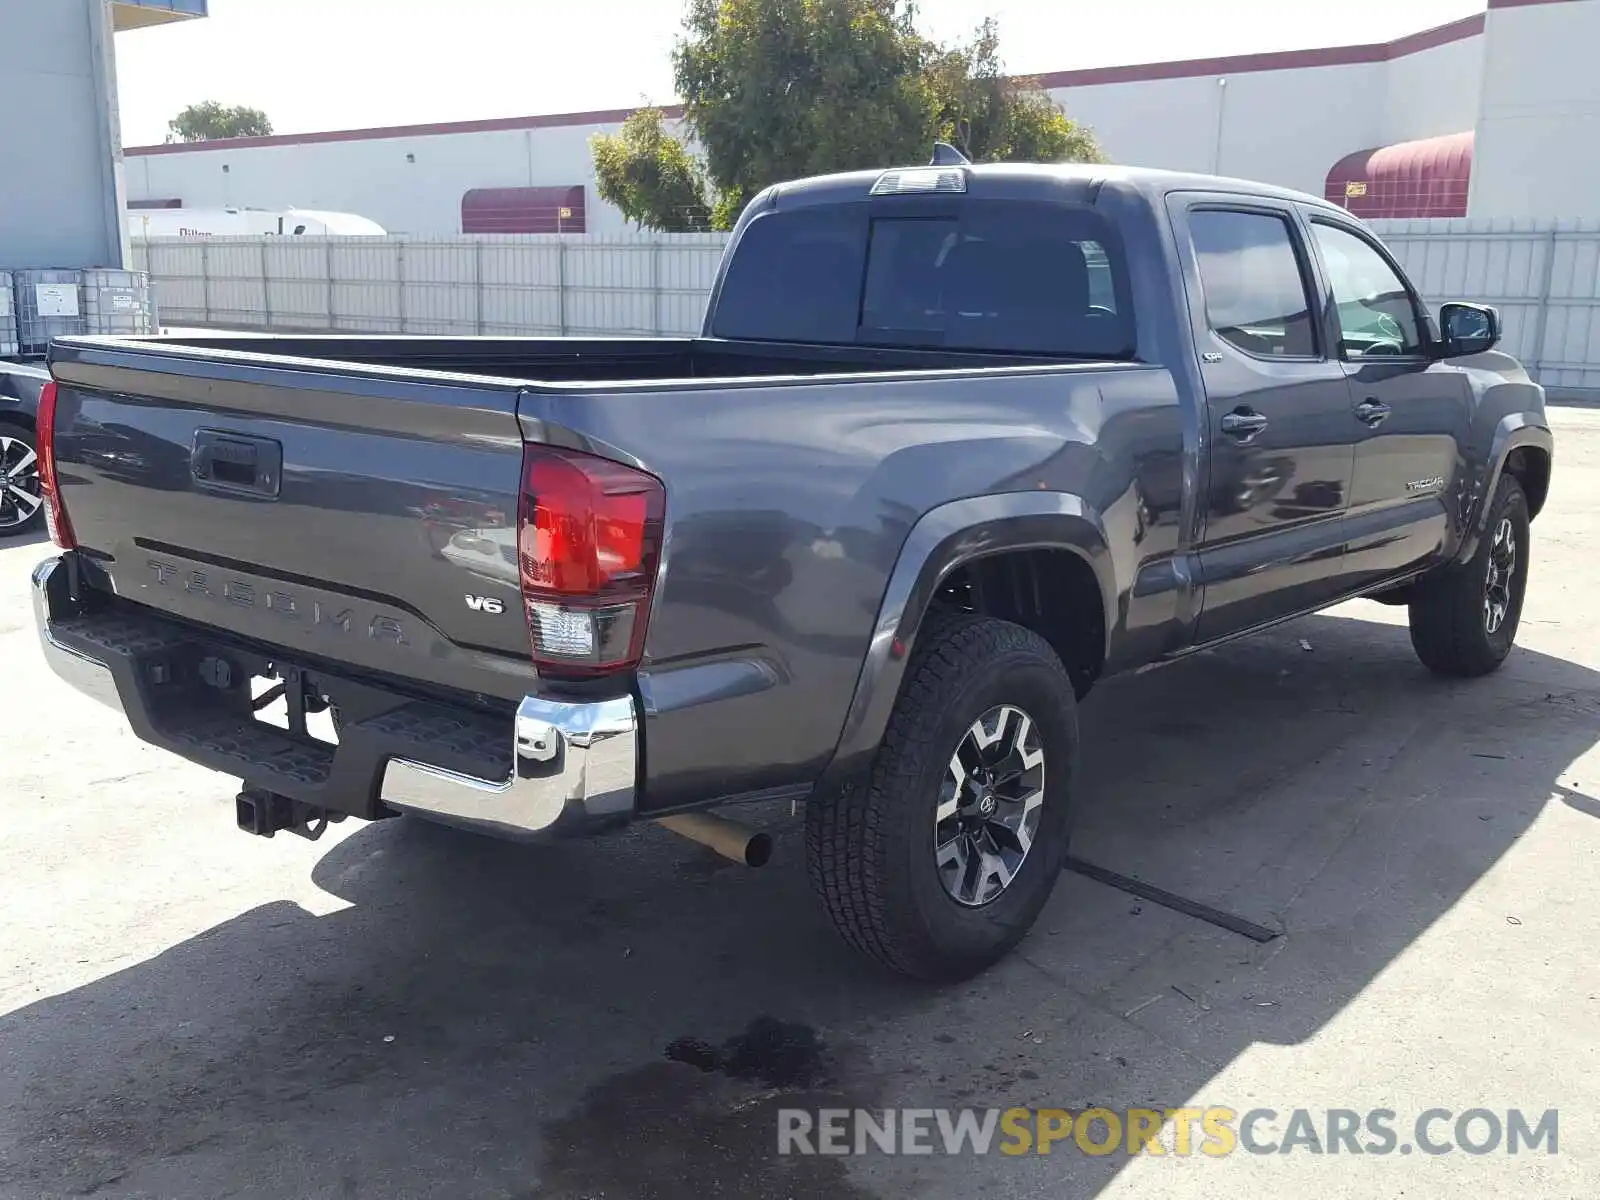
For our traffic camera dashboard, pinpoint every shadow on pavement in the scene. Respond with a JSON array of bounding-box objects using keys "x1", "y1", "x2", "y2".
[
  {"x1": 0, "y1": 527, "x2": 49, "y2": 553},
  {"x1": 2, "y1": 611, "x2": 1596, "y2": 1198}
]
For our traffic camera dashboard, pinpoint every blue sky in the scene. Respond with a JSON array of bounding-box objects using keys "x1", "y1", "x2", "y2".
[{"x1": 113, "y1": 0, "x2": 1486, "y2": 146}]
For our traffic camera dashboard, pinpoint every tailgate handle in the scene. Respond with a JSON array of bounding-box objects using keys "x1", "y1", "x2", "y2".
[{"x1": 192, "y1": 430, "x2": 282, "y2": 498}]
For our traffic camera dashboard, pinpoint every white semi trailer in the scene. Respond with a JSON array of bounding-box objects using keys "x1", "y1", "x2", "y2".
[{"x1": 126, "y1": 207, "x2": 387, "y2": 238}]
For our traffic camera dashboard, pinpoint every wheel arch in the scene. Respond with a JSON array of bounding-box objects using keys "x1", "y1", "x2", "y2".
[
  {"x1": 820, "y1": 492, "x2": 1115, "y2": 787},
  {"x1": 1455, "y1": 414, "x2": 1552, "y2": 565},
  {"x1": 1502, "y1": 443, "x2": 1551, "y2": 519}
]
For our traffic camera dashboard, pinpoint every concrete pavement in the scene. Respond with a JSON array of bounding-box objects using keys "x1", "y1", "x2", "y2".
[{"x1": 2, "y1": 409, "x2": 1597, "y2": 1199}]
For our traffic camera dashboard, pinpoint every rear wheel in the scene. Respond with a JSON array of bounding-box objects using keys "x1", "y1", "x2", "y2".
[
  {"x1": 806, "y1": 615, "x2": 1077, "y2": 981},
  {"x1": 1408, "y1": 475, "x2": 1530, "y2": 677},
  {"x1": 0, "y1": 428, "x2": 44, "y2": 536}
]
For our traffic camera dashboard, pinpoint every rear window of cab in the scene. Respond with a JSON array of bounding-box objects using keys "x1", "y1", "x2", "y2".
[{"x1": 711, "y1": 199, "x2": 1136, "y2": 359}]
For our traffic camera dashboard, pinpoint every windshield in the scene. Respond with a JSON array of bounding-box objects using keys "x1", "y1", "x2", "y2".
[{"x1": 711, "y1": 199, "x2": 1136, "y2": 359}]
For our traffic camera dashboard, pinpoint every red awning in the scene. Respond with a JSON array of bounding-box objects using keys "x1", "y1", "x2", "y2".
[
  {"x1": 1325, "y1": 131, "x2": 1473, "y2": 219},
  {"x1": 461, "y1": 186, "x2": 587, "y2": 234}
]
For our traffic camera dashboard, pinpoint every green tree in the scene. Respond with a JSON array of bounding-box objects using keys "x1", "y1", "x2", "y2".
[
  {"x1": 924, "y1": 19, "x2": 1104, "y2": 164},
  {"x1": 673, "y1": 0, "x2": 932, "y2": 223},
  {"x1": 596, "y1": 3, "x2": 1105, "y2": 230},
  {"x1": 590, "y1": 107, "x2": 714, "y2": 232},
  {"x1": 167, "y1": 101, "x2": 273, "y2": 142}
]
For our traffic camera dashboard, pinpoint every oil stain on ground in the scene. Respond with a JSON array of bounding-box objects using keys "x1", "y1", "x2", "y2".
[
  {"x1": 537, "y1": 1016, "x2": 880, "y2": 1199},
  {"x1": 664, "y1": 1015, "x2": 830, "y2": 1088}
]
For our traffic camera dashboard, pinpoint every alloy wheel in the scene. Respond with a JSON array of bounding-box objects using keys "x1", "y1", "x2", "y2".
[
  {"x1": 0, "y1": 434, "x2": 42, "y2": 532},
  {"x1": 1483, "y1": 516, "x2": 1517, "y2": 635},
  {"x1": 934, "y1": 704, "x2": 1046, "y2": 907}
]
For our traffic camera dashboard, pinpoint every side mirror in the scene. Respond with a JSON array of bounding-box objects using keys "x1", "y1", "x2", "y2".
[{"x1": 1437, "y1": 302, "x2": 1500, "y2": 358}]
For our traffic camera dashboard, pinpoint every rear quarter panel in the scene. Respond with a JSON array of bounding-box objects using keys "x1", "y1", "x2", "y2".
[{"x1": 518, "y1": 363, "x2": 1186, "y2": 809}]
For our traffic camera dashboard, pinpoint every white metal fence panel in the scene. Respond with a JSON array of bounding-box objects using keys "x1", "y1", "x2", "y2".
[
  {"x1": 133, "y1": 233, "x2": 733, "y2": 339},
  {"x1": 659, "y1": 235, "x2": 731, "y2": 334},
  {"x1": 1371, "y1": 217, "x2": 1600, "y2": 395},
  {"x1": 266, "y1": 239, "x2": 334, "y2": 330},
  {"x1": 133, "y1": 225, "x2": 1598, "y2": 395},
  {"x1": 206, "y1": 239, "x2": 272, "y2": 328},
  {"x1": 329, "y1": 240, "x2": 400, "y2": 333},
  {"x1": 398, "y1": 241, "x2": 478, "y2": 334},
  {"x1": 138, "y1": 240, "x2": 204, "y2": 326},
  {"x1": 480, "y1": 241, "x2": 564, "y2": 334}
]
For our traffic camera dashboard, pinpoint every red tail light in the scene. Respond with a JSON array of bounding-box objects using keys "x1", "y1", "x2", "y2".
[
  {"x1": 518, "y1": 445, "x2": 664, "y2": 676},
  {"x1": 35, "y1": 381, "x2": 77, "y2": 550}
]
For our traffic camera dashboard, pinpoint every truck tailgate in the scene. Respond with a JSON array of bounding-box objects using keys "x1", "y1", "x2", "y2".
[{"x1": 48, "y1": 340, "x2": 535, "y2": 702}]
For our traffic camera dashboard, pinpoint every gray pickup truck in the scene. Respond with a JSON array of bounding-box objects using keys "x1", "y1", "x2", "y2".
[{"x1": 32, "y1": 159, "x2": 1552, "y2": 980}]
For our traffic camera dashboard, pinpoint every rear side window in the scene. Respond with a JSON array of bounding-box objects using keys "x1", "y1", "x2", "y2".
[
  {"x1": 1189, "y1": 210, "x2": 1317, "y2": 358},
  {"x1": 711, "y1": 207, "x2": 867, "y2": 345},
  {"x1": 712, "y1": 200, "x2": 1135, "y2": 358}
]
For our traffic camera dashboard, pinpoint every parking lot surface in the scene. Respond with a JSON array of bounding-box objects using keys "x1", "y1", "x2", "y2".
[{"x1": 3, "y1": 407, "x2": 1598, "y2": 1200}]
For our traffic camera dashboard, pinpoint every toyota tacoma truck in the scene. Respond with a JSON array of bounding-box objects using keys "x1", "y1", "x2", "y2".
[{"x1": 32, "y1": 158, "x2": 1552, "y2": 980}]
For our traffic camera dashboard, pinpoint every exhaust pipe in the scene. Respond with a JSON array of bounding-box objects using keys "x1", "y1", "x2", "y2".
[{"x1": 656, "y1": 812, "x2": 773, "y2": 867}]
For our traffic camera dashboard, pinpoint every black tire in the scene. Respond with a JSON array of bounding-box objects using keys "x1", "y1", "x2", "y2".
[
  {"x1": 806, "y1": 615, "x2": 1078, "y2": 981},
  {"x1": 1408, "y1": 475, "x2": 1530, "y2": 678},
  {"x1": 0, "y1": 424, "x2": 44, "y2": 537}
]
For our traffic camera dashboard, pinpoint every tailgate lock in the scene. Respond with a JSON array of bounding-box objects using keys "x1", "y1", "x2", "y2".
[{"x1": 192, "y1": 430, "x2": 282, "y2": 498}]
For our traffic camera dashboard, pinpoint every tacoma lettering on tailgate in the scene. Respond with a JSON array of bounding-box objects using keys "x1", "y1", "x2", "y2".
[{"x1": 146, "y1": 559, "x2": 410, "y2": 645}]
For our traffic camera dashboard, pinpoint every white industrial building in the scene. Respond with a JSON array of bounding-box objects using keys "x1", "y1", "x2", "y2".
[
  {"x1": 1, "y1": 1, "x2": 203, "y2": 356},
  {"x1": 122, "y1": 0, "x2": 1600, "y2": 235},
  {"x1": 1, "y1": 0, "x2": 208, "y2": 270}
]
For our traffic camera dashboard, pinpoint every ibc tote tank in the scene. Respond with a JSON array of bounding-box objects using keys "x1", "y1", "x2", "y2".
[
  {"x1": 82, "y1": 269, "x2": 155, "y2": 336},
  {"x1": 14, "y1": 269, "x2": 87, "y2": 357}
]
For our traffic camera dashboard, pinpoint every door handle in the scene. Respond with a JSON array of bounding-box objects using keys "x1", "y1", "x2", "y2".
[
  {"x1": 1355, "y1": 398, "x2": 1392, "y2": 426},
  {"x1": 1220, "y1": 409, "x2": 1269, "y2": 440}
]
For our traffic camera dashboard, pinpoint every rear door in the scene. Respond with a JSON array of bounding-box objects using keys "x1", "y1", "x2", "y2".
[
  {"x1": 1301, "y1": 213, "x2": 1470, "y2": 590},
  {"x1": 1167, "y1": 197, "x2": 1356, "y2": 643}
]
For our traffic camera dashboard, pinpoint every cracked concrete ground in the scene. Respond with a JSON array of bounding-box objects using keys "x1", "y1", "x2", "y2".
[{"x1": 2, "y1": 408, "x2": 1597, "y2": 1199}]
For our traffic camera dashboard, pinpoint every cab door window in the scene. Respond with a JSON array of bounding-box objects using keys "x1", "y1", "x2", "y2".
[
  {"x1": 1311, "y1": 221, "x2": 1426, "y2": 358},
  {"x1": 1189, "y1": 209, "x2": 1319, "y2": 359}
]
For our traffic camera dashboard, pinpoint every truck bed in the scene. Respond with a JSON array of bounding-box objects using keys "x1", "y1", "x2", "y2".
[
  {"x1": 47, "y1": 331, "x2": 1172, "y2": 813},
  {"x1": 45, "y1": 333, "x2": 1132, "y2": 703},
  {"x1": 124, "y1": 332, "x2": 1064, "y2": 382}
]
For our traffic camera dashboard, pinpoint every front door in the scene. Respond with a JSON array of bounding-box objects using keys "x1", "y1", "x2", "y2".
[
  {"x1": 1169, "y1": 199, "x2": 1357, "y2": 643},
  {"x1": 1303, "y1": 215, "x2": 1471, "y2": 591}
]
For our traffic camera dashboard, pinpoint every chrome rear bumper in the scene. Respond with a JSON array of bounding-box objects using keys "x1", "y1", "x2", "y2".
[
  {"x1": 32, "y1": 555, "x2": 638, "y2": 840},
  {"x1": 32, "y1": 559, "x2": 121, "y2": 709},
  {"x1": 380, "y1": 694, "x2": 637, "y2": 839}
]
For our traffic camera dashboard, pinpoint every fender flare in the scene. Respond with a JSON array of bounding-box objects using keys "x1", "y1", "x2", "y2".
[
  {"x1": 1455, "y1": 414, "x2": 1553, "y2": 565},
  {"x1": 819, "y1": 492, "x2": 1115, "y2": 785}
]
